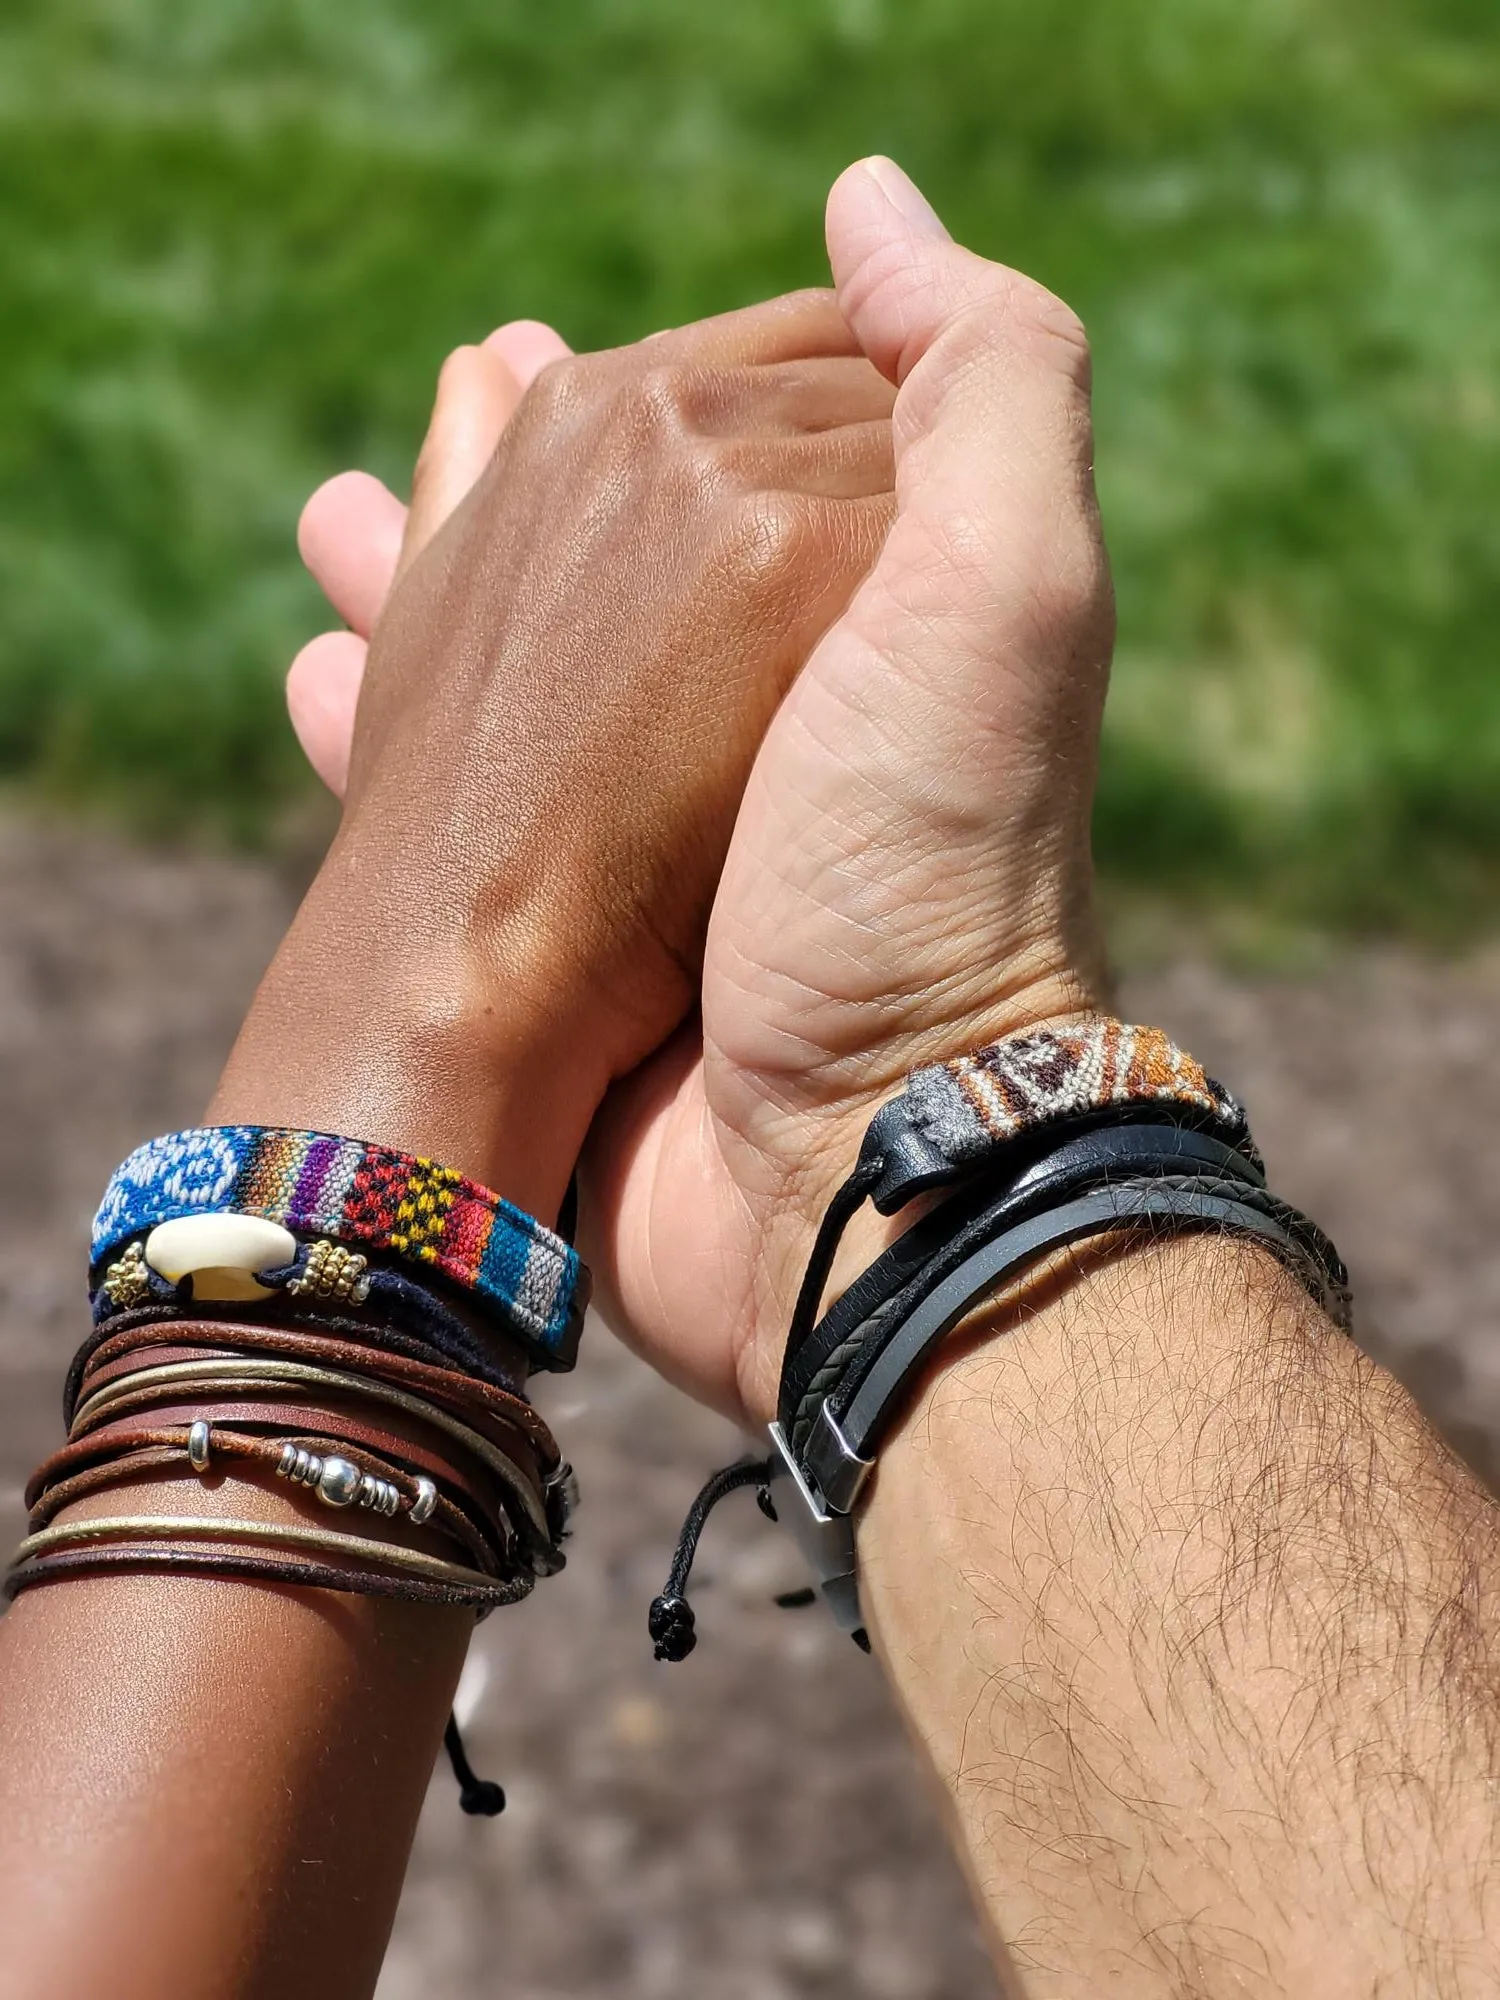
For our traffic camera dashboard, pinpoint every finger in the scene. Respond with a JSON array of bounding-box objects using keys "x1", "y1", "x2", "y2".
[
  {"x1": 400, "y1": 342, "x2": 525, "y2": 570},
  {"x1": 286, "y1": 629, "x2": 368, "y2": 799},
  {"x1": 298, "y1": 473, "x2": 407, "y2": 639},
  {"x1": 687, "y1": 356, "x2": 896, "y2": 437},
  {"x1": 483, "y1": 318, "x2": 572, "y2": 391},
  {"x1": 635, "y1": 288, "x2": 860, "y2": 369},
  {"x1": 827, "y1": 155, "x2": 1096, "y2": 466},
  {"x1": 717, "y1": 420, "x2": 894, "y2": 500}
]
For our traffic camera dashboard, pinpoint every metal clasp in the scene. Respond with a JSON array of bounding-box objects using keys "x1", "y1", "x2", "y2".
[{"x1": 766, "y1": 1421, "x2": 863, "y2": 1634}]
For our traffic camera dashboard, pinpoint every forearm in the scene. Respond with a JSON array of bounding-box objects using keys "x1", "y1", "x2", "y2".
[
  {"x1": 0, "y1": 1531, "x2": 470, "y2": 2000},
  {"x1": 861, "y1": 1236, "x2": 1500, "y2": 1995},
  {"x1": 0, "y1": 886, "x2": 596, "y2": 2000}
]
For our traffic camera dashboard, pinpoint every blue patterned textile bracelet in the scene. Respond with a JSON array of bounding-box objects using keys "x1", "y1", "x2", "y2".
[{"x1": 90, "y1": 1127, "x2": 588, "y2": 1370}]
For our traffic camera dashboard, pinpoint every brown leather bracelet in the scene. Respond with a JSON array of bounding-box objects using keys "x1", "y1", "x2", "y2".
[
  {"x1": 30, "y1": 1408, "x2": 507, "y2": 1532},
  {"x1": 68, "y1": 1368, "x2": 559, "y2": 1563},
  {"x1": 80, "y1": 1341, "x2": 546, "y2": 1474},
  {"x1": 53, "y1": 1398, "x2": 531, "y2": 1563},
  {"x1": 3, "y1": 1542, "x2": 530, "y2": 1613},
  {"x1": 76, "y1": 1344, "x2": 552, "y2": 1512},
  {"x1": 66, "y1": 1301, "x2": 500, "y2": 1415},
  {"x1": 78, "y1": 1318, "x2": 559, "y2": 1467},
  {"x1": 79, "y1": 1344, "x2": 539, "y2": 1478},
  {"x1": 26, "y1": 1432, "x2": 505, "y2": 1575}
]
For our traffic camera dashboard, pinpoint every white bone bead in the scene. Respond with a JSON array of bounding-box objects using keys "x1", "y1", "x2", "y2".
[{"x1": 144, "y1": 1214, "x2": 296, "y2": 1301}]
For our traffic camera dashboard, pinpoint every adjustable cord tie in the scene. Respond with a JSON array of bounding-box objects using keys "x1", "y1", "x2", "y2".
[
  {"x1": 649, "y1": 1457, "x2": 774, "y2": 1662},
  {"x1": 444, "y1": 1712, "x2": 506, "y2": 1817}
]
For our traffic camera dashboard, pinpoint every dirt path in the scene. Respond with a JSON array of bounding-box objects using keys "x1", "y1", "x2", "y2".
[{"x1": 4, "y1": 814, "x2": 1497, "y2": 1999}]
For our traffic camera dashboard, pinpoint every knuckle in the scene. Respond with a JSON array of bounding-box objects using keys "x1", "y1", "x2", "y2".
[
  {"x1": 939, "y1": 275, "x2": 1092, "y2": 400},
  {"x1": 723, "y1": 488, "x2": 812, "y2": 581},
  {"x1": 522, "y1": 352, "x2": 593, "y2": 428},
  {"x1": 630, "y1": 363, "x2": 694, "y2": 437},
  {"x1": 1030, "y1": 527, "x2": 1115, "y2": 652},
  {"x1": 1004, "y1": 277, "x2": 1091, "y2": 383}
]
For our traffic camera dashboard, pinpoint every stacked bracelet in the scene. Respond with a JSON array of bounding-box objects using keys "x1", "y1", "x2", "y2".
[
  {"x1": 650, "y1": 1018, "x2": 1352, "y2": 1660},
  {"x1": 8, "y1": 1123, "x2": 591, "y2": 1818}
]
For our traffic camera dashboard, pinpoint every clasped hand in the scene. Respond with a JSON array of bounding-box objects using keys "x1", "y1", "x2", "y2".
[{"x1": 217, "y1": 156, "x2": 1115, "y2": 1427}]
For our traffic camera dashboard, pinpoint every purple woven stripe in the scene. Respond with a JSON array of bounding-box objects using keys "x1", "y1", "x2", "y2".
[{"x1": 290, "y1": 1134, "x2": 343, "y2": 1230}]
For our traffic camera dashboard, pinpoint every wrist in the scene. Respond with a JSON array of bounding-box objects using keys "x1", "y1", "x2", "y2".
[
  {"x1": 738, "y1": 963, "x2": 1103, "y2": 1413},
  {"x1": 211, "y1": 853, "x2": 616, "y2": 1224}
]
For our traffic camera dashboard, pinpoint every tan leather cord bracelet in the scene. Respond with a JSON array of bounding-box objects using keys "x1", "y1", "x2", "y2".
[
  {"x1": 78, "y1": 1318, "x2": 560, "y2": 1468},
  {"x1": 78, "y1": 1343, "x2": 546, "y2": 1501},
  {"x1": 4, "y1": 1542, "x2": 530, "y2": 1614},
  {"x1": 68, "y1": 1358, "x2": 558, "y2": 1558},
  {"x1": 9, "y1": 1511, "x2": 507, "y2": 1593}
]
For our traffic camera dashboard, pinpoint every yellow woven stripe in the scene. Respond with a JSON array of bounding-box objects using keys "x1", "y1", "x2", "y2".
[{"x1": 388, "y1": 1161, "x2": 460, "y2": 1253}]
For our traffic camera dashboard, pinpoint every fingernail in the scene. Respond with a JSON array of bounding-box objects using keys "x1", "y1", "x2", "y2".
[{"x1": 861, "y1": 157, "x2": 950, "y2": 242}]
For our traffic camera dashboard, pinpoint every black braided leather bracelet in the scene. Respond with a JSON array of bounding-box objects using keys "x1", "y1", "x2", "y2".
[
  {"x1": 768, "y1": 1170, "x2": 1348, "y2": 1640},
  {"x1": 780, "y1": 1118, "x2": 1275, "y2": 1442},
  {"x1": 649, "y1": 1021, "x2": 1351, "y2": 1660}
]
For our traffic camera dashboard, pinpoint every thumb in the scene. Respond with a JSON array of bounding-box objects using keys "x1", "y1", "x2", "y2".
[
  {"x1": 826, "y1": 155, "x2": 1092, "y2": 414},
  {"x1": 821, "y1": 156, "x2": 1111, "y2": 711}
]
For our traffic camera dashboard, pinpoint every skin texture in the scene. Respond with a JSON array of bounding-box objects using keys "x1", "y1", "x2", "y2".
[
  {"x1": 0, "y1": 1503, "x2": 469, "y2": 2000},
  {"x1": 0, "y1": 286, "x2": 898, "y2": 1999},
  {"x1": 6, "y1": 157, "x2": 1500, "y2": 1998},
  {"x1": 291, "y1": 159, "x2": 1115, "y2": 1420},
  {"x1": 215, "y1": 289, "x2": 895, "y2": 1225},
  {"x1": 282, "y1": 160, "x2": 1500, "y2": 1991},
  {"x1": 864, "y1": 1239, "x2": 1500, "y2": 1996}
]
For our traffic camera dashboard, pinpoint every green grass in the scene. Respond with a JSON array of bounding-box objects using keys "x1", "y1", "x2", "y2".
[{"x1": 1, "y1": 0, "x2": 1498, "y2": 922}]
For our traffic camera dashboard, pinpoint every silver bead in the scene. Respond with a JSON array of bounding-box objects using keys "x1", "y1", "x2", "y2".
[
  {"x1": 187, "y1": 1420, "x2": 211, "y2": 1472},
  {"x1": 316, "y1": 1456, "x2": 363, "y2": 1508},
  {"x1": 277, "y1": 1444, "x2": 323, "y2": 1489},
  {"x1": 410, "y1": 1478, "x2": 437, "y2": 1527}
]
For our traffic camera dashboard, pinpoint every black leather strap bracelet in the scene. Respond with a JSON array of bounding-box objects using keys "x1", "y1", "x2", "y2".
[
  {"x1": 779, "y1": 1118, "x2": 1274, "y2": 1444},
  {"x1": 769, "y1": 1171, "x2": 1350, "y2": 1641},
  {"x1": 649, "y1": 1021, "x2": 1351, "y2": 1663}
]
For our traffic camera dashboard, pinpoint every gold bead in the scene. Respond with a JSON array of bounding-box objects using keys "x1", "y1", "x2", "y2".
[
  {"x1": 286, "y1": 1239, "x2": 370, "y2": 1305},
  {"x1": 101, "y1": 1242, "x2": 153, "y2": 1310}
]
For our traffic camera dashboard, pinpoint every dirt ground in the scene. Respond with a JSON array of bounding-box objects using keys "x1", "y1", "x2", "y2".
[{"x1": 5, "y1": 811, "x2": 1500, "y2": 2000}]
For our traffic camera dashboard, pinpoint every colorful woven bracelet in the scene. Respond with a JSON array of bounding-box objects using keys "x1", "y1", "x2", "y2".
[
  {"x1": 89, "y1": 1126, "x2": 588, "y2": 1369},
  {"x1": 856, "y1": 1018, "x2": 1256, "y2": 1212},
  {"x1": 902, "y1": 1018, "x2": 1249, "y2": 1164}
]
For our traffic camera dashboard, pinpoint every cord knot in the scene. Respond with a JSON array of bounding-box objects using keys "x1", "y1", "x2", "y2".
[
  {"x1": 648, "y1": 1592, "x2": 697, "y2": 1662},
  {"x1": 457, "y1": 1777, "x2": 507, "y2": 1817},
  {"x1": 444, "y1": 1712, "x2": 506, "y2": 1817}
]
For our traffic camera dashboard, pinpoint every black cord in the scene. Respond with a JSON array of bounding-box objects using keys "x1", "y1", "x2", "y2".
[
  {"x1": 444, "y1": 1713, "x2": 505, "y2": 1816},
  {"x1": 780, "y1": 1159, "x2": 883, "y2": 1375},
  {"x1": 648, "y1": 1457, "x2": 774, "y2": 1662},
  {"x1": 556, "y1": 1175, "x2": 580, "y2": 1246}
]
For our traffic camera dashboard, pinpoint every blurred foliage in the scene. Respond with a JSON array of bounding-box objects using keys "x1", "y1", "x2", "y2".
[{"x1": 0, "y1": 0, "x2": 1497, "y2": 921}]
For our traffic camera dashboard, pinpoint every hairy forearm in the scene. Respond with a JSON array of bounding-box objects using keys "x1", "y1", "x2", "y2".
[{"x1": 861, "y1": 1237, "x2": 1500, "y2": 1997}]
